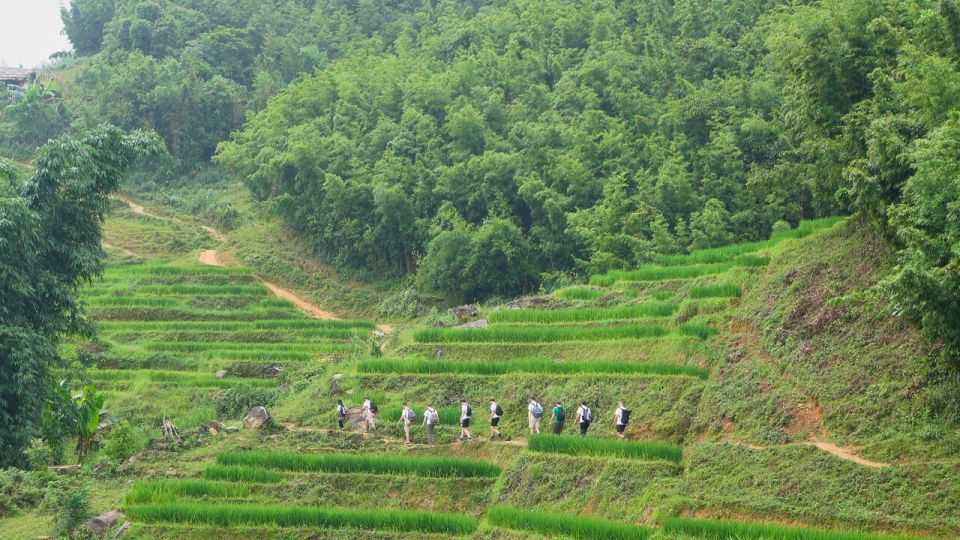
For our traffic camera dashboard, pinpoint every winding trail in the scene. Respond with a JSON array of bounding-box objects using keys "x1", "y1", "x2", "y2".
[{"x1": 113, "y1": 193, "x2": 368, "y2": 326}]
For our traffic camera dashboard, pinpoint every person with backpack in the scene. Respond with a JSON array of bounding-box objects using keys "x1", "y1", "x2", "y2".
[
  {"x1": 528, "y1": 397, "x2": 544, "y2": 434},
  {"x1": 362, "y1": 397, "x2": 378, "y2": 433},
  {"x1": 336, "y1": 399, "x2": 347, "y2": 431},
  {"x1": 615, "y1": 401, "x2": 630, "y2": 439},
  {"x1": 398, "y1": 402, "x2": 416, "y2": 446},
  {"x1": 458, "y1": 399, "x2": 474, "y2": 442},
  {"x1": 550, "y1": 401, "x2": 566, "y2": 435},
  {"x1": 423, "y1": 405, "x2": 440, "y2": 445},
  {"x1": 489, "y1": 398, "x2": 504, "y2": 440},
  {"x1": 576, "y1": 401, "x2": 592, "y2": 436}
]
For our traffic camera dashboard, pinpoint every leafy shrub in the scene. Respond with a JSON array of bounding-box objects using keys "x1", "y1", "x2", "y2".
[
  {"x1": 103, "y1": 421, "x2": 140, "y2": 463},
  {"x1": 214, "y1": 387, "x2": 279, "y2": 418},
  {"x1": 0, "y1": 469, "x2": 52, "y2": 516},
  {"x1": 52, "y1": 485, "x2": 91, "y2": 537},
  {"x1": 377, "y1": 287, "x2": 425, "y2": 319}
]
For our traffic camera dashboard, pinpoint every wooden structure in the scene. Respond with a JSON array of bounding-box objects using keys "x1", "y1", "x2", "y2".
[{"x1": 0, "y1": 67, "x2": 36, "y2": 87}]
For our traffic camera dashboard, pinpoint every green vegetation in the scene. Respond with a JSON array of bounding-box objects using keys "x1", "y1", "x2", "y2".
[
  {"x1": 678, "y1": 324, "x2": 719, "y2": 340},
  {"x1": 488, "y1": 304, "x2": 677, "y2": 324},
  {"x1": 125, "y1": 502, "x2": 479, "y2": 535},
  {"x1": 527, "y1": 436, "x2": 682, "y2": 462},
  {"x1": 662, "y1": 518, "x2": 936, "y2": 540},
  {"x1": 487, "y1": 506, "x2": 653, "y2": 540},
  {"x1": 414, "y1": 325, "x2": 670, "y2": 343},
  {"x1": 591, "y1": 257, "x2": 769, "y2": 286},
  {"x1": 125, "y1": 480, "x2": 251, "y2": 505},
  {"x1": 358, "y1": 359, "x2": 707, "y2": 378},
  {"x1": 202, "y1": 465, "x2": 281, "y2": 484},
  {"x1": 88, "y1": 369, "x2": 275, "y2": 389},
  {"x1": 554, "y1": 287, "x2": 604, "y2": 301},
  {"x1": 688, "y1": 284, "x2": 743, "y2": 299},
  {"x1": 216, "y1": 452, "x2": 501, "y2": 478}
]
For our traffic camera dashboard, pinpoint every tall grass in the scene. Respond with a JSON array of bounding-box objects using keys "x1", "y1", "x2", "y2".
[
  {"x1": 143, "y1": 341, "x2": 354, "y2": 352},
  {"x1": 89, "y1": 307, "x2": 299, "y2": 322},
  {"x1": 527, "y1": 435, "x2": 682, "y2": 462},
  {"x1": 679, "y1": 323, "x2": 718, "y2": 340},
  {"x1": 99, "y1": 285, "x2": 269, "y2": 296},
  {"x1": 97, "y1": 319, "x2": 374, "y2": 331},
  {"x1": 554, "y1": 287, "x2": 604, "y2": 300},
  {"x1": 83, "y1": 296, "x2": 181, "y2": 307},
  {"x1": 590, "y1": 256, "x2": 769, "y2": 286},
  {"x1": 203, "y1": 465, "x2": 281, "y2": 483},
  {"x1": 688, "y1": 284, "x2": 742, "y2": 299},
  {"x1": 651, "y1": 290, "x2": 675, "y2": 300},
  {"x1": 488, "y1": 304, "x2": 677, "y2": 324},
  {"x1": 486, "y1": 506, "x2": 653, "y2": 540},
  {"x1": 125, "y1": 502, "x2": 479, "y2": 535},
  {"x1": 661, "y1": 518, "x2": 936, "y2": 540},
  {"x1": 413, "y1": 325, "x2": 670, "y2": 343},
  {"x1": 125, "y1": 480, "x2": 250, "y2": 505},
  {"x1": 105, "y1": 265, "x2": 252, "y2": 277},
  {"x1": 216, "y1": 452, "x2": 501, "y2": 478},
  {"x1": 358, "y1": 359, "x2": 708, "y2": 378},
  {"x1": 88, "y1": 369, "x2": 275, "y2": 388}
]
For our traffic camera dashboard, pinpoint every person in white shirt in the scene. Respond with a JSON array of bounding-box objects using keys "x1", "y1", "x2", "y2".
[
  {"x1": 528, "y1": 397, "x2": 543, "y2": 434},
  {"x1": 423, "y1": 405, "x2": 439, "y2": 445},
  {"x1": 614, "y1": 401, "x2": 629, "y2": 439},
  {"x1": 399, "y1": 403, "x2": 414, "y2": 445},
  {"x1": 362, "y1": 397, "x2": 377, "y2": 433},
  {"x1": 489, "y1": 398, "x2": 503, "y2": 440},
  {"x1": 575, "y1": 401, "x2": 592, "y2": 436},
  {"x1": 336, "y1": 399, "x2": 347, "y2": 431},
  {"x1": 458, "y1": 400, "x2": 473, "y2": 442}
]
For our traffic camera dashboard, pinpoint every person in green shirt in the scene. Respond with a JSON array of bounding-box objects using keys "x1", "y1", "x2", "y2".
[{"x1": 550, "y1": 401, "x2": 566, "y2": 435}]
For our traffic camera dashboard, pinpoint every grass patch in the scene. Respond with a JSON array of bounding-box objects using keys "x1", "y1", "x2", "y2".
[
  {"x1": 678, "y1": 323, "x2": 718, "y2": 340},
  {"x1": 527, "y1": 435, "x2": 682, "y2": 462},
  {"x1": 203, "y1": 465, "x2": 281, "y2": 484},
  {"x1": 554, "y1": 287, "x2": 604, "y2": 300},
  {"x1": 661, "y1": 518, "x2": 936, "y2": 540},
  {"x1": 651, "y1": 290, "x2": 675, "y2": 300},
  {"x1": 488, "y1": 304, "x2": 677, "y2": 324},
  {"x1": 125, "y1": 502, "x2": 478, "y2": 535},
  {"x1": 87, "y1": 284, "x2": 269, "y2": 296},
  {"x1": 216, "y1": 452, "x2": 501, "y2": 478},
  {"x1": 358, "y1": 359, "x2": 708, "y2": 378},
  {"x1": 487, "y1": 506, "x2": 652, "y2": 540},
  {"x1": 590, "y1": 257, "x2": 769, "y2": 286},
  {"x1": 688, "y1": 283, "x2": 742, "y2": 299},
  {"x1": 97, "y1": 319, "x2": 374, "y2": 331},
  {"x1": 88, "y1": 369, "x2": 275, "y2": 388},
  {"x1": 413, "y1": 325, "x2": 670, "y2": 343},
  {"x1": 125, "y1": 480, "x2": 250, "y2": 505}
]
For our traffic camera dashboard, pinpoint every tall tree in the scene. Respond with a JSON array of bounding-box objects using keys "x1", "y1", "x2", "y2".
[{"x1": 0, "y1": 125, "x2": 162, "y2": 467}]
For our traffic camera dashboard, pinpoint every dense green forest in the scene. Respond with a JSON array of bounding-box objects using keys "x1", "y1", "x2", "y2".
[{"x1": 1, "y1": 0, "x2": 959, "y2": 349}]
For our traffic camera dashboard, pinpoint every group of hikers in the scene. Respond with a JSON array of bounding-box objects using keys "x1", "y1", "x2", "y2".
[{"x1": 336, "y1": 397, "x2": 632, "y2": 446}]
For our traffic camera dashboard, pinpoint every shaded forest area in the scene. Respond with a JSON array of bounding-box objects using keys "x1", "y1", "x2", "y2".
[{"x1": 2, "y1": 0, "x2": 960, "y2": 350}]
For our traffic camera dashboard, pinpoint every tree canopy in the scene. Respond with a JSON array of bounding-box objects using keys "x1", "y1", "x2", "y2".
[{"x1": 0, "y1": 125, "x2": 162, "y2": 467}]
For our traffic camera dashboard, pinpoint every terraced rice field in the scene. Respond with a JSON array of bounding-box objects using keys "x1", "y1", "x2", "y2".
[
  {"x1": 115, "y1": 216, "x2": 930, "y2": 539},
  {"x1": 80, "y1": 260, "x2": 371, "y2": 428}
]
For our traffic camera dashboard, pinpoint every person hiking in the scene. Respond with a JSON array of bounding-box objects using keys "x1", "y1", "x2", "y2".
[
  {"x1": 576, "y1": 401, "x2": 592, "y2": 436},
  {"x1": 362, "y1": 397, "x2": 378, "y2": 433},
  {"x1": 550, "y1": 401, "x2": 566, "y2": 435},
  {"x1": 489, "y1": 398, "x2": 504, "y2": 440},
  {"x1": 399, "y1": 403, "x2": 415, "y2": 446},
  {"x1": 615, "y1": 401, "x2": 630, "y2": 439},
  {"x1": 458, "y1": 399, "x2": 474, "y2": 442},
  {"x1": 336, "y1": 399, "x2": 347, "y2": 431},
  {"x1": 528, "y1": 397, "x2": 544, "y2": 434},
  {"x1": 423, "y1": 405, "x2": 440, "y2": 445}
]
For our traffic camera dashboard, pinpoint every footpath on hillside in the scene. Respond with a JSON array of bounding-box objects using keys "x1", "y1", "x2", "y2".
[
  {"x1": 113, "y1": 194, "x2": 886, "y2": 468},
  {"x1": 113, "y1": 194, "x2": 374, "y2": 326}
]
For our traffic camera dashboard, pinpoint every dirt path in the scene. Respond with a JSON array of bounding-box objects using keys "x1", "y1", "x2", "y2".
[
  {"x1": 808, "y1": 441, "x2": 888, "y2": 468},
  {"x1": 197, "y1": 249, "x2": 224, "y2": 267},
  {"x1": 113, "y1": 195, "x2": 164, "y2": 219},
  {"x1": 260, "y1": 281, "x2": 338, "y2": 320},
  {"x1": 201, "y1": 225, "x2": 227, "y2": 242}
]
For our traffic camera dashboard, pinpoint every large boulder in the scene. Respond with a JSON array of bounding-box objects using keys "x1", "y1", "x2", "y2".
[
  {"x1": 84, "y1": 510, "x2": 124, "y2": 536},
  {"x1": 243, "y1": 406, "x2": 271, "y2": 429}
]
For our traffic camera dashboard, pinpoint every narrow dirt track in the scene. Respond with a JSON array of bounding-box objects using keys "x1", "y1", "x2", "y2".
[
  {"x1": 261, "y1": 280, "x2": 339, "y2": 320},
  {"x1": 113, "y1": 195, "x2": 164, "y2": 219},
  {"x1": 809, "y1": 441, "x2": 888, "y2": 468},
  {"x1": 197, "y1": 249, "x2": 223, "y2": 267}
]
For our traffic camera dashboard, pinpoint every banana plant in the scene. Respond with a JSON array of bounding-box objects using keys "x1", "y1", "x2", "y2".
[{"x1": 73, "y1": 383, "x2": 106, "y2": 462}]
